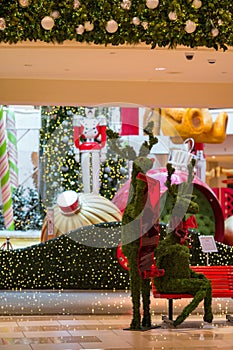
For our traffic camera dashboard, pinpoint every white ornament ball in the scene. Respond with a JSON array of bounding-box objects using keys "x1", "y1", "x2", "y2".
[
  {"x1": 41, "y1": 16, "x2": 55, "y2": 30},
  {"x1": 106, "y1": 20, "x2": 118, "y2": 33},
  {"x1": 62, "y1": 120, "x2": 69, "y2": 126},
  {"x1": 19, "y1": 0, "x2": 30, "y2": 7},
  {"x1": 121, "y1": 0, "x2": 131, "y2": 10},
  {"x1": 73, "y1": 0, "x2": 80, "y2": 9},
  {"x1": 51, "y1": 10, "x2": 60, "y2": 19},
  {"x1": 192, "y1": 0, "x2": 202, "y2": 9},
  {"x1": 211, "y1": 28, "x2": 219, "y2": 37},
  {"x1": 132, "y1": 17, "x2": 140, "y2": 26},
  {"x1": 146, "y1": 0, "x2": 159, "y2": 9},
  {"x1": 0, "y1": 18, "x2": 6, "y2": 31},
  {"x1": 84, "y1": 21, "x2": 94, "y2": 31},
  {"x1": 185, "y1": 20, "x2": 196, "y2": 34},
  {"x1": 76, "y1": 24, "x2": 85, "y2": 35},
  {"x1": 168, "y1": 12, "x2": 177, "y2": 21},
  {"x1": 142, "y1": 21, "x2": 149, "y2": 30},
  {"x1": 62, "y1": 136, "x2": 69, "y2": 143}
]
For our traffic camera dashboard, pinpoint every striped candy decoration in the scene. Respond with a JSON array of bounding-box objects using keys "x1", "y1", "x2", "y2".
[
  {"x1": 0, "y1": 106, "x2": 14, "y2": 230},
  {"x1": 6, "y1": 109, "x2": 18, "y2": 189}
]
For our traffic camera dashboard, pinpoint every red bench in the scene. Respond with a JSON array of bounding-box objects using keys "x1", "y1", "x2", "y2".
[{"x1": 152, "y1": 265, "x2": 233, "y2": 320}]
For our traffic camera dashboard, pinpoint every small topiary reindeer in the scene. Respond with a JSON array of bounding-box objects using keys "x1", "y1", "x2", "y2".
[{"x1": 153, "y1": 160, "x2": 213, "y2": 327}]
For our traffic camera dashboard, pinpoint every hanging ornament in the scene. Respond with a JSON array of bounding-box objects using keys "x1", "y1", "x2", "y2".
[
  {"x1": 120, "y1": 167, "x2": 127, "y2": 175},
  {"x1": 132, "y1": 17, "x2": 140, "y2": 26},
  {"x1": 192, "y1": 0, "x2": 202, "y2": 9},
  {"x1": 76, "y1": 24, "x2": 85, "y2": 35},
  {"x1": 141, "y1": 21, "x2": 148, "y2": 30},
  {"x1": 211, "y1": 28, "x2": 219, "y2": 37},
  {"x1": 0, "y1": 18, "x2": 6, "y2": 31},
  {"x1": 62, "y1": 136, "x2": 69, "y2": 143},
  {"x1": 84, "y1": 21, "x2": 94, "y2": 31},
  {"x1": 41, "y1": 16, "x2": 55, "y2": 30},
  {"x1": 146, "y1": 0, "x2": 159, "y2": 9},
  {"x1": 62, "y1": 120, "x2": 69, "y2": 126},
  {"x1": 104, "y1": 166, "x2": 111, "y2": 173},
  {"x1": 73, "y1": 0, "x2": 80, "y2": 9},
  {"x1": 106, "y1": 20, "x2": 118, "y2": 33},
  {"x1": 168, "y1": 12, "x2": 177, "y2": 21},
  {"x1": 51, "y1": 11, "x2": 60, "y2": 19},
  {"x1": 121, "y1": 0, "x2": 131, "y2": 10},
  {"x1": 19, "y1": 0, "x2": 30, "y2": 7},
  {"x1": 185, "y1": 20, "x2": 196, "y2": 33}
]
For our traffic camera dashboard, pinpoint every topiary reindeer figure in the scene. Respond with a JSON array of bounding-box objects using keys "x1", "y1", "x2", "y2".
[
  {"x1": 153, "y1": 160, "x2": 213, "y2": 327},
  {"x1": 107, "y1": 122, "x2": 159, "y2": 330}
]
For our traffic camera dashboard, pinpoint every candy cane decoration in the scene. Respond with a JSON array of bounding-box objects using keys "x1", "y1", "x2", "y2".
[
  {"x1": 0, "y1": 106, "x2": 14, "y2": 230},
  {"x1": 6, "y1": 108, "x2": 18, "y2": 189}
]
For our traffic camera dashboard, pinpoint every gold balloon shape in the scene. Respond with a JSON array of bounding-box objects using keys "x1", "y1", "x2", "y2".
[{"x1": 161, "y1": 108, "x2": 228, "y2": 143}]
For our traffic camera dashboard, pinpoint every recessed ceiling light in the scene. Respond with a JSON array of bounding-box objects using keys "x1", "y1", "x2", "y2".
[
  {"x1": 211, "y1": 156, "x2": 216, "y2": 159},
  {"x1": 154, "y1": 67, "x2": 166, "y2": 71},
  {"x1": 167, "y1": 71, "x2": 182, "y2": 74}
]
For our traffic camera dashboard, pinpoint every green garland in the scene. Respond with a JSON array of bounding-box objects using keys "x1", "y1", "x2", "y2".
[{"x1": 1, "y1": 0, "x2": 233, "y2": 50}]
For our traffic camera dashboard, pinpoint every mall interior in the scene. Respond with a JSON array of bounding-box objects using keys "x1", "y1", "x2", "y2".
[{"x1": 1, "y1": 2, "x2": 233, "y2": 349}]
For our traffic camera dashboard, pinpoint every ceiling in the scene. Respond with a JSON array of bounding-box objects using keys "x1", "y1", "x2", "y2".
[
  {"x1": 1, "y1": 42, "x2": 233, "y2": 107},
  {"x1": 1, "y1": 41, "x2": 233, "y2": 165}
]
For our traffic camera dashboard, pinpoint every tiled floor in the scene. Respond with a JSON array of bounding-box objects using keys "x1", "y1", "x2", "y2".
[
  {"x1": 1, "y1": 239, "x2": 233, "y2": 349},
  {"x1": 0, "y1": 313, "x2": 232, "y2": 349}
]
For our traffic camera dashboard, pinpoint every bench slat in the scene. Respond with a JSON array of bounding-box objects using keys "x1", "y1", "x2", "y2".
[{"x1": 152, "y1": 265, "x2": 233, "y2": 299}]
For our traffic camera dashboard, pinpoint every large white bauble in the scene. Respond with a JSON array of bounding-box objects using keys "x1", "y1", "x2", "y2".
[
  {"x1": 146, "y1": 0, "x2": 159, "y2": 9},
  {"x1": 106, "y1": 20, "x2": 118, "y2": 33},
  {"x1": 185, "y1": 20, "x2": 196, "y2": 34},
  {"x1": 41, "y1": 16, "x2": 55, "y2": 30}
]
